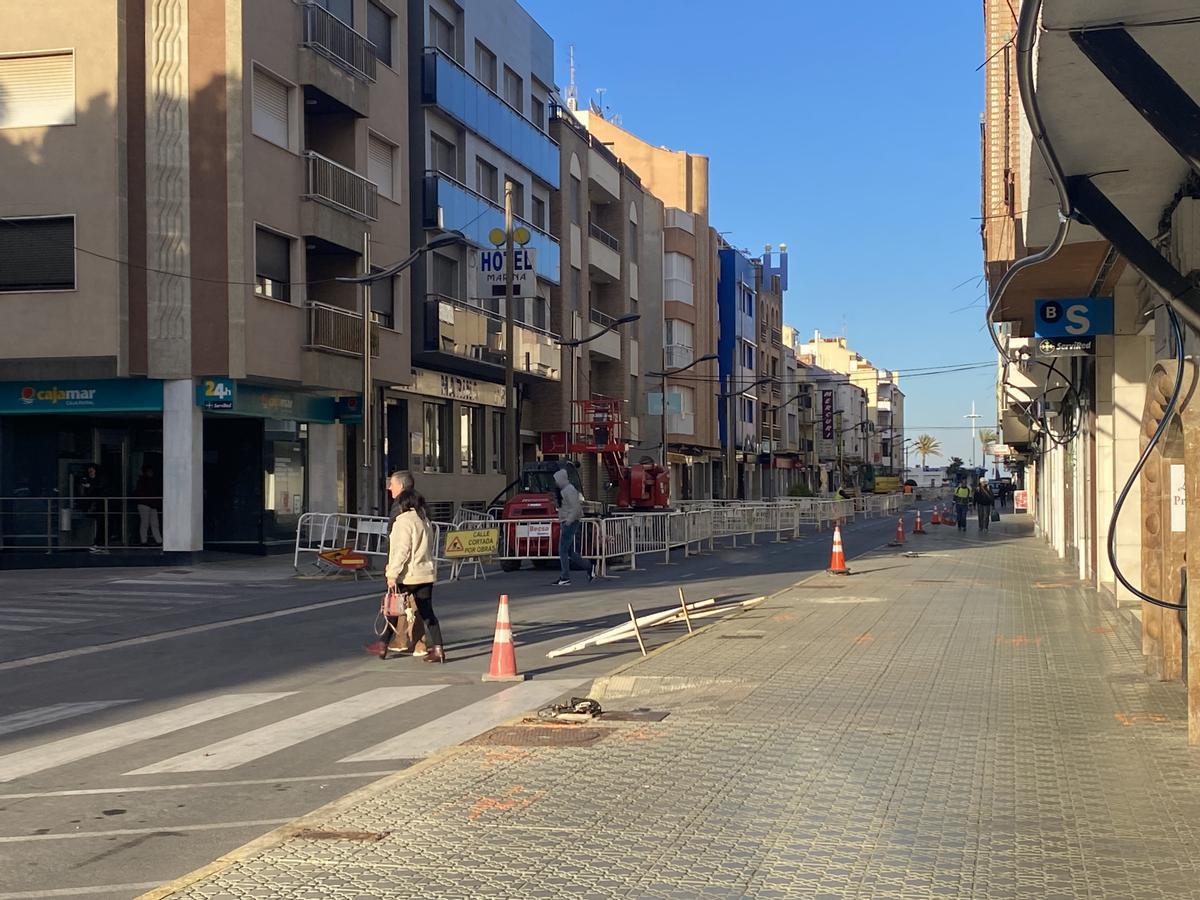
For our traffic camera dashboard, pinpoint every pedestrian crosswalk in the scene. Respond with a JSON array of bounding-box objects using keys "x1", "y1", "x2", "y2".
[{"x1": 0, "y1": 680, "x2": 584, "y2": 784}]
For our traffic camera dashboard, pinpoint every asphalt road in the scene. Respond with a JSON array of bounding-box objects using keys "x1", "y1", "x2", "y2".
[{"x1": 0, "y1": 513, "x2": 917, "y2": 899}]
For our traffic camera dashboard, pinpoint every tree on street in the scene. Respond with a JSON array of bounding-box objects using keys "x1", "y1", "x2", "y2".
[
  {"x1": 978, "y1": 428, "x2": 998, "y2": 459},
  {"x1": 915, "y1": 434, "x2": 942, "y2": 469}
]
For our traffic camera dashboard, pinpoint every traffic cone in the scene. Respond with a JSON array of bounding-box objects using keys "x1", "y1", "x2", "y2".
[
  {"x1": 930, "y1": 506, "x2": 941, "y2": 526},
  {"x1": 888, "y1": 516, "x2": 905, "y2": 547},
  {"x1": 913, "y1": 509, "x2": 926, "y2": 534},
  {"x1": 482, "y1": 594, "x2": 526, "y2": 682},
  {"x1": 828, "y1": 525, "x2": 850, "y2": 576},
  {"x1": 942, "y1": 504, "x2": 954, "y2": 526}
]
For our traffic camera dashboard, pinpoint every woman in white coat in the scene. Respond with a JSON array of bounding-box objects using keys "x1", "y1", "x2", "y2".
[{"x1": 384, "y1": 489, "x2": 444, "y2": 663}]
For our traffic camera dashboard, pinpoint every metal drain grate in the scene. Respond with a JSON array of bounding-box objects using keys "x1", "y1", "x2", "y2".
[{"x1": 469, "y1": 726, "x2": 611, "y2": 747}]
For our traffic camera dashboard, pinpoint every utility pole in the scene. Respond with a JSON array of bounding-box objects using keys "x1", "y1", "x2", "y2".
[
  {"x1": 360, "y1": 230, "x2": 373, "y2": 515},
  {"x1": 504, "y1": 180, "x2": 518, "y2": 490},
  {"x1": 965, "y1": 400, "x2": 982, "y2": 469}
]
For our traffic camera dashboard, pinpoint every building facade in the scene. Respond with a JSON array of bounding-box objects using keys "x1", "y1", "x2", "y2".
[{"x1": 0, "y1": 0, "x2": 411, "y2": 552}]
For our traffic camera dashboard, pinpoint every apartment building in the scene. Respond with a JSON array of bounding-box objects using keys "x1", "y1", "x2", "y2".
[
  {"x1": 754, "y1": 248, "x2": 789, "y2": 499},
  {"x1": 578, "y1": 114, "x2": 721, "y2": 501},
  {"x1": 782, "y1": 324, "x2": 819, "y2": 493},
  {"x1": 0, "y1": 0, "x2": 409, "y2": 554},
  {"x1": 526, "y1": 106, "x2": 663, "y2": 502},
  {"x1": 717, "y1": 245, "x2": 760, "y2": 499},
  {"x1": 402, "y1": 0, "x2": 560, "y2": 510}
]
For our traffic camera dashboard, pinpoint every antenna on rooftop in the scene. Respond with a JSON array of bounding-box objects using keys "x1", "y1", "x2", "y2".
[{"x1": 566, "y1": 44, "x2": 578, "y2": 112}]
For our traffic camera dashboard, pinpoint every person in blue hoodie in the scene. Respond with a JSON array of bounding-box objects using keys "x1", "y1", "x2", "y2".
[{"x1": 552, "y1": 468, "x2": 595, "y2": 586}]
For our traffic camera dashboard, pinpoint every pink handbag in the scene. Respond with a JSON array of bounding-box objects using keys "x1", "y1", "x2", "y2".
[{"x1": 381, "y1": 587, "x2": 404, "y2": 618}]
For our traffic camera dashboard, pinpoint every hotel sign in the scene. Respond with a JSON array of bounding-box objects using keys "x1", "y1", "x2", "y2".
[{"x1": 409, "y1": 369, "x2": 506, "y2": 408}]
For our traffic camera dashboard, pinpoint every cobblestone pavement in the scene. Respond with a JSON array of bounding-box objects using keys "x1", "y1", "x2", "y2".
[{"x1": 144, "y1": 517, "x2": 1200, "y2": 899}]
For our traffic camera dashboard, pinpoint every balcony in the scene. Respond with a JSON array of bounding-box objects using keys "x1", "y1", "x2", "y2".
[
  {"x1": 421, "y1": 50, "x2": 559, "y2": 188},
  {"x1": 423, "y1": 173, "x2": 560, "y2": 283},
  {"x1": 588, "y1": 147, "x2": 620, "y2": 202},
  {"x1": 425, "y1": 295, "x2": 560, "y2": 380},
  {"x1": 667, "y1": 412, "x2": 695, "y2": 436},
  {"x1": 665, "y1": 207, "x2": 694, "y2": 234},
  {"x1": 306, "y1": 301, "x2": 379, "y2": 358},
  {"x1": 304, "y1": 151, "x2": 378, "y2": 221},
  {"x1": 771, "y1": 327, "x2": 783, "y2": 346},
  {"x1": 587, "y1": 309, "x2": 622, "y2": 361},
  {"x1": 588, "y1": 220, "x2": 621, "y2": 282},
  {"x1": 664, "y1": 344, "x2": 694, "y2": 369}
]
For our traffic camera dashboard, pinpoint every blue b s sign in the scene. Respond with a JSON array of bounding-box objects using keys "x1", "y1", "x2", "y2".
[{"x1": 1035, "y1": 298, "x2": 1114, "y2": 338}]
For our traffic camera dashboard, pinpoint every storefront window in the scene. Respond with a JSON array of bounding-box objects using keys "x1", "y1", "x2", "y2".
[
  {"x1": 423, "y1": 402, "x2": 450, "y2": 472},
  {"x1": 263, "y1": 420, "x2": 306, "y2": 543},
  {"x1": 460, "y1": 405, "x2": 483, "y2": 474}
]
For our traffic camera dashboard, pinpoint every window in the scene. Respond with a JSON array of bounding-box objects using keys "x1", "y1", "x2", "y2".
[
  {"x1": 474, "y1": 41, "x2": 497, "y2": 91},
  {"x1": 460, "y1": 405, "x2": 483, "y2": 474},
  {"x1": 430, "y1": 10, "x2": 455, "y2": 59},
  {"x1": 741, "y1": 397, "x2": 755, "y2": 424},
  {"x1": 0, "y1": 52, "x2": 75, "y2": 129},
  {"x1": 367, "y1": 1, "x2": 394, "y2": 67},
  {"x1": 508, "y1": 178, "x2": 525, "y2": 219},
  {"x1": 255, "y1": 228, "x2": 291, "y2": 302},
  {"x1": 368, "y1": 134, "x2": 395, "y2": 200},
  {"x1": 532, "y1": 196, "x2": 546, "y2": 230},
  {"x1": 0, "y1": 216, "x2": 74, "y2": 292},
  {"x1": 370, "y1": 267, "x2": 394, "y2": 328},
  {"x1": 569, "y1": 176, "x2": 582, "y2": 225},
  {"x1": 431, "y1": 133, "x2": 457, "y2": 178},
  {"x1": 316, "y1": 0, "x2": 352, "y2": 24},
  {"x1": 492, "y1": 411, "x2": 506, "y2": 473},
  {"x1": 431, "y1": 253, "x2": 458, "y2": 298},
  {"x1": 476, "y1": 158, "x2": 498, "y2": 203},
  {"x1": 740, "y1": 287, "x2": 754, "y2": 317},
  {"x1": 423, "y1": 402, "x2": 450, "y2": 472},
  {"x1": 530, "y1": 95, "x2": 545, "y2": 131},
  {"x1": 503, "y1": 66, "x2": 523, "y2": 113},
  {"x1": 570, "y1": 267, "x2": 582, "y2": 313},
  {"x1": 668, "y1": 386, "x2": 695, "y2": 436},
  {"x1": 663, "y1": 252, "x2": 694, "y2": 304},
  {"x1": 252, "y1": 67, "x2": 290, "y2": 149},
  {"x1": 664, "y1": 320, "x2": 693, "y2": 368},
  {"x1": 628, "y1": 218, "x2": 639, "y2": 254},
  {"x1": 740, "y1": 342, "x2": 755, "y2": 370}
]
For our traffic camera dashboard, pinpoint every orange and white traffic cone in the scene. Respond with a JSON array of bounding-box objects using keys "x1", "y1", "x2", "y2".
[
  {"x1": 828, "y1": 525, "x2": 850, "y2": 576},
  {"x1": 889, "y1": 516, "x2": 905, "y2": 547},
  {"x1": 913, "y1": 509, "x2": 926, "y2": 534},
  {"x1": 930, "y1": 506, "x2": 941, "y2": 526},
  {"x1": 942, "y1": 504, "x2": 954, "y2": 526},
  {"x1": 482, "y1": 594, "x2": 526, "y2": 683}
]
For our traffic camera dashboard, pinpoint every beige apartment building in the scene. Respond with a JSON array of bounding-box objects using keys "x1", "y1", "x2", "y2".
[
  {"x1": 0, "y1": 0, "x2": 409, "y2": 554},
  {"x1": 579, "y1": 113, "x2": 720, "y2": 499},
  {"x1": 526, "y1": 106, "x2": 663, "y2": 502}
]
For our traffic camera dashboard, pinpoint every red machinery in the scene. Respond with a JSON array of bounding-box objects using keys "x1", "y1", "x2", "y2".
[{"x1": 568, "y1": 399, "x2": 670, "y2": 510}]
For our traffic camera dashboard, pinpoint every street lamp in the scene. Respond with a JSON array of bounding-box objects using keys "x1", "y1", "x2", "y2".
[
  {"x1": 719, "y1": 375, "x2": 774, "y2": 500},
  {"x1": 338, "y1": 230, "x2": 467, "y2": 515},
  {"x1": 647, "y1": 352, "x2": 718, "y2": 470},
  {"x1": 555, "y1": 313, "x2": 641, "y2": 457}
]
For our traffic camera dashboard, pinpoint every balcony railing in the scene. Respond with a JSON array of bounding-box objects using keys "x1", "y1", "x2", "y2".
[
  {"x1": 304, "y1": 151, "x2": 378, "y2": 221},
  {"x1": 589, "y1": 308, "x2": 617, "y2": 329},
  {"x1": 588, "y1": 220, "x2": 621, "y2": 253},
  {"x1": 771, "y1": 327, "x2": 783, "y2": 346},
  {"x1": 667, "y1": 412, "x2": 695, "y2": 436},
  {"x1": 307, "y1": 301, "x2": 379, "y2": 357},
  {"x1": 664, "y1": 207, "x2": 694, "y2": 234},
  {"x1": 302, "y1": 2, "x2": 377, "y2": 82},
  {"x1": 664, "y1": 344, "x2": 694, "y2": 369},
  {"x1": 425, "y1": 294, "x2": 560, "y2": 379}
]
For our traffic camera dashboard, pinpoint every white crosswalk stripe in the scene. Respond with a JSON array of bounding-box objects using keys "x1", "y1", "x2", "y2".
[
  {"x1": 0, "y1": 701, "x2": 134, "y2": 737},
  {"x1": 340, "y1": 679, "x2": 587, "y2": 762},
  {"x1": 0, "y1": 693, "x2": 292, "y2": 782},
  {"x1": 127, "y1": 686, "x2": 449, "y2": 775}
]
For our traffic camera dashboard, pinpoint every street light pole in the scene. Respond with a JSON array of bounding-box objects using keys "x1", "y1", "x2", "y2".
[
  {"x1": 360, "y1": 231, "x2": 373, "y2": 515},
  {"x1": 503, "y1": 181, "x2": 518, "y2": 491}
]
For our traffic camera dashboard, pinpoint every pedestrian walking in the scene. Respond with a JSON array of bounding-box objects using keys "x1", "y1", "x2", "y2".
[
  {"x1": 975, "y1": 479, "x2": 996, "y2": 532},
  {"x1": 134, "y1": 465, "x2": 163, "y2": 545},
  {"x1": 79, "y1": 464, "x2": 108, "y2": 553},
  {"x1": 553, "y1": 468, "x2": 595, "y2": 586},
  {"x1": 370, "y1": 480, "x2": 444, "y2": 663},
  {"x1": 953, "y1": 479, "x2": 971, "y2": 533}
]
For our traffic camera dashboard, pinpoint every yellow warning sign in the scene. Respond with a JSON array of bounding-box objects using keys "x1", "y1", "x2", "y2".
[{"x1": 443, "y1": 528, "x2": 500, "y2": 559}]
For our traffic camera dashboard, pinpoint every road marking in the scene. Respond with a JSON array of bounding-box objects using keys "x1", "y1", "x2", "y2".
[
  {"x1": 340, "y1": 679, "x2": 585, "y2": 762},
  {"x1": 0, "y1": 624, "x2": 37, "y2": 632},
  {"x1": 0, "y1": 883, "x2": 165, "y2": 899},
  {"x1": 0, "y1": 701, "x2": 135, "y2": 737},
  {"x1": 0, "y1": 694, "x2": 292, "y2": 783},
  {"x1": 0, "y1": 818, "x2": 289, "y2": 843},
  {"x1": 127, "y1": 686, "x2": 448, "y2": 774},
  {"x1": 0, "y1": 593, "x2": 372, "y2": 673},
  {"x1": 0, "y1": 770, "x2": 397, "y2": 800}
]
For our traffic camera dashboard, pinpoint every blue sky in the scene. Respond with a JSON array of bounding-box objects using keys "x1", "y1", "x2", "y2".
[{"x1": 521, "y1": 0, "x2": 997, "y2": 466}]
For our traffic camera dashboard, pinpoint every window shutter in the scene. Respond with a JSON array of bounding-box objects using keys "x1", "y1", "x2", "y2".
[
  {"x1": 368, "y1": 136, "x2": 394, "y2": 199},
  {"x1": 0, "y1": 52, "x2": 75, "y2": 129},
  {"x1": 0, "y1": 217, "x2": 75, "y2": 291},
  {"x1": 252, "y1": 69, "x2": 289, "y2": 148}
]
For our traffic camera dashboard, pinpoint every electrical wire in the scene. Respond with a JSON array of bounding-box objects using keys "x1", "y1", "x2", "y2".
[{"x1": 1107, "y1": 305, "x2": 1187, "y2": 612}]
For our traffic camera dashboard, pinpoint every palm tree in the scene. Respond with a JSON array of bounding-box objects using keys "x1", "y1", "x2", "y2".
[
  {"x1": 915, "y1": 434, "x2": 942, "y2": 470},
  {"x1": 978, "y1": 428, "x2": 998, "y2": 461}
]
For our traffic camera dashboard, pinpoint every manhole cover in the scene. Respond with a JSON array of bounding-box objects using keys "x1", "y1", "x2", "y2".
[
  {"x1": 295, "y1": 829, "x2": 389, "y2": 842},
  {"x1": 469, "y1": 726, "x2": 610, "y2": 747},
  {"x1": 601, "y1": 710, "x2": 669, "y2": 722}
]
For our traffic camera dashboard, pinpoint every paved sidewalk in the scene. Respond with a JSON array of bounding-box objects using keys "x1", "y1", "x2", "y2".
[{"x1": 145, "y1": 516, "x2": 1200, "y2": 899}]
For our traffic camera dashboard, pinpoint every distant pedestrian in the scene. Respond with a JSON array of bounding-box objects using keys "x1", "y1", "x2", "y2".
[
  {"x1": 370, "y1": 481, "x2": 444, "y2": 663},
  {"x1": 974, "y1": 479, "x2": 995, "y2": 532},
  {"x1": 79, "y1": 464, "x2": 108, "y2": 553},
  {"x1": 134, "y1": 465, "x2": 162, "y2": 545},
  {"x1": 953, "y1": 479, "x2": 971, "y2": 533},
  {"x1": 553, "y1": 468, "x2": 595, "y2": 586}
]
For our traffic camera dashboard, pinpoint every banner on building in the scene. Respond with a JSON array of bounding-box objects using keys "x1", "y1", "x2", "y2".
[{"x1": 821, "y1": 391, "x2": 834, "y2": 440}]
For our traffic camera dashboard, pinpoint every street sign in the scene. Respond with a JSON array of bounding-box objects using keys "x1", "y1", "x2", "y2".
[
  {"x1": 197, "y1": 377, "x2": 235, "y2": 410},
  {"x1": 1036, "y1": 336, "x2": 1095, "y2": 358},
  {"x1": 473, "y1": 248, "x2": 538, "y2": 299},
  {"x1": 1034, "y1": 297, "x2": 1113, "y2": 338},
  {"x1": 991, "y1": 444, "x2": 1011, "y2": 457},
  {"x1": 443, "y1": 528, "x2": 500, "y2": 559}
]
